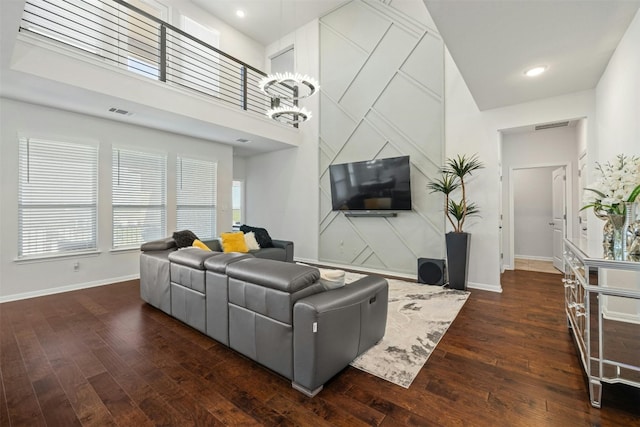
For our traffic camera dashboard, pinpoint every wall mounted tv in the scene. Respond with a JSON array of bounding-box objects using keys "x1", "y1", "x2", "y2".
[{"x1": 329, "y1": 155, "x2": 412, "y2": 211}]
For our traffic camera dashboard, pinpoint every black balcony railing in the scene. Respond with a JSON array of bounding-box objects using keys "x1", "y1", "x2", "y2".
[{"x1": 19, "y1": 0, "x2": 297, "y2": 126}]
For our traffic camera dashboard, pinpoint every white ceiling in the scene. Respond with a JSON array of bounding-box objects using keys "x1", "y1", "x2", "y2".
[
  {"x1": 424, "y1": 0, "x2": 640, "y2": 110},
  {"x1": 191, "y1": 0, "x2": 347, "y2": 46}
]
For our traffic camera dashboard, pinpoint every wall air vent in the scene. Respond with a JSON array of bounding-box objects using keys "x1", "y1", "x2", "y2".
[
  {"x1": 535, "y1": 121, "x2": 569, "y2": 131},
  {"x1": 108, "y1": 107, "x2": 133, "y2": 116},
  {"x1": 235, "y1": 138, "x2": 251, "y2": 144}
]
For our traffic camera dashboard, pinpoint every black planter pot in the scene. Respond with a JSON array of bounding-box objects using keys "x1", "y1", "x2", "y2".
[{"x1": 446, "y1": 232, "x2": 471, "y2": 291}]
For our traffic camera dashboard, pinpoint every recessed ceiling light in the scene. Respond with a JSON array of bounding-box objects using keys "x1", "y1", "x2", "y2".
[
  {"x1": 524, "y1": 66, "x2": 547, "y2": 77},
  {"x1": 236, "y1": 10, "x2": 245, "y2": 18}
]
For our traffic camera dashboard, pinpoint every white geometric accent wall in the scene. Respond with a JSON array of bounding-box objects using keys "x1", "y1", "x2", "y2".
[{"x1": 319, "y1": 0, "x2": 445, "y2": 275}]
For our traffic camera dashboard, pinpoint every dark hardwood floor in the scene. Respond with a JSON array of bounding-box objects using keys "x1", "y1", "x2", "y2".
[{"x1": 1, "y1": 270, "x2": 639, "y2": 426}]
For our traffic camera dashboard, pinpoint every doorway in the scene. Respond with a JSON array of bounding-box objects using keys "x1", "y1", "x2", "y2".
[
  {"x1": 508, "y1": 164, "x2": 570, "y2": 274},
  {"x1": 500, "y1": 121, "x2": 581, "y2": 275}
]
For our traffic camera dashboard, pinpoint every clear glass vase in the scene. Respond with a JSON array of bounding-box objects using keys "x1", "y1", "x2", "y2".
[{"x1": 607, "y1": 213, "x2": 626, "y2": 260}]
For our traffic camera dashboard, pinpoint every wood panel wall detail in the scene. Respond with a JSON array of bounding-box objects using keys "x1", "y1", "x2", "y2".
[{"x1": 318, "y1": 0, "x2": 445, "y2": 274}]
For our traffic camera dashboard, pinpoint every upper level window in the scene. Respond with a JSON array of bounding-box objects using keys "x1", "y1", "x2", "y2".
[
  {"x1": 112, "y1": 147, "x2": 166, "y2": 249},
  {"x1": 118, "y1": 0, "x2": 168, "y2": 79},
  {"x1": 176, "y1": 156, "x2": 217, "y2": 240},
  {"x1": 18, "y1": 137, "x2": 98, "y2": 257}
]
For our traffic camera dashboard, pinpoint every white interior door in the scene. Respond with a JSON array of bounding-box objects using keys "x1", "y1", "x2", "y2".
[{"x1": 551, "y1": 167, "x2": 566, "y2": 272}]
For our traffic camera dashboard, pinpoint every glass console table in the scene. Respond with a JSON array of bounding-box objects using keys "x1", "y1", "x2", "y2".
[{"x1": 563, "y1": 237, "x2": 640, "y2": 408}]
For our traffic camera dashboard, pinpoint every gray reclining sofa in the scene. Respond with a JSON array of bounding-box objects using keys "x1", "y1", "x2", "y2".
[{"x1": 140, "y1": 237, "x2": 389, "y2": 397}]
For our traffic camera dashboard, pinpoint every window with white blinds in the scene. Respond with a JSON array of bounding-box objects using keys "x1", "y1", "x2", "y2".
[
  {"x1": 176, "y1": 156, "x2": 217, "y2": 240},
  {"x1": 112, "y1": 147, "x2": 166, "y2": 248},
  {"x1": 18, "y1": 138, "x2": 98, "y2": 257}
]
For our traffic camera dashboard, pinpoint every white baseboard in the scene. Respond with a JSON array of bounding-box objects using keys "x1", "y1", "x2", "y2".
[
  {"x1": 0, "y1": 274, "x2": 140, "y2": 303},
  {"x1": 514, "y1": 255, "x2": 554, "y2": 262},
  {"x1": 294, "y1": 257, "x2": 416, "y2": 280},
  {"x1": 468, "y1": 281, "x2": 503, "y2": 293},
  {"x1": 295, "y1": 257, "x2": 503, "y2": 293}
]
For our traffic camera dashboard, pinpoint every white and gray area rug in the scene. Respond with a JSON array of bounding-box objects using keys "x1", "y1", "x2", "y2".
[{"x1": 345, "y1": 272, "x2": 470, "y2": 388}]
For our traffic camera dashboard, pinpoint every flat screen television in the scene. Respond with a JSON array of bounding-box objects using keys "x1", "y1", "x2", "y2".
[{"x1": 329, "y1": 155, "x2": 412, "y2": 211}]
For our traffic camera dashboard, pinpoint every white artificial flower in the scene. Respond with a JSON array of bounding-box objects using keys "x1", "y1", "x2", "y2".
[{"x1": 583, "y1": 154, "x2": 640, "y2": 215}]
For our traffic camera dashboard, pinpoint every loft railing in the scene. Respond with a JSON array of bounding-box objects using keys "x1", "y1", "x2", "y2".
[{"x1": 19, "y1": 0, "x2": 297, "y2": 126}]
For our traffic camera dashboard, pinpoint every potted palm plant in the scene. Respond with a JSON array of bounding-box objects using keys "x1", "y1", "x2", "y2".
[{"x1": 427, "y1": 154, "x2": 484, "y2": 290}]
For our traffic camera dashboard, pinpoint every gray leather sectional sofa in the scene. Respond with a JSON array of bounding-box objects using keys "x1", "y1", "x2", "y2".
[{"x1": 140, "y1": 237, "x2": 389, "y2": 397}]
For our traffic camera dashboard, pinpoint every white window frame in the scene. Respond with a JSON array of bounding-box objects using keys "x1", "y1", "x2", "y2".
[
  {"x1": 112, "y1": 147, "x2": 167, "y2": 249},
  {"x1": 176, "y1": 156, "x2": 217, "y2": 240},
  {"x1": 232, "y1": 179, "x2": 244, "y2": 228},
  {"x1": 18, "y1": 137, "x2": 98, "y2": 259}
]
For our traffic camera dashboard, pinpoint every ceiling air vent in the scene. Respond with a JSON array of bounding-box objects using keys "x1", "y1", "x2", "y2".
[
  {"x1": 535, "y1": 121, "x2": 569, "y2": 131},
  {"x1": 108, "y1": 107, "x2": 133, "y2": 116}
]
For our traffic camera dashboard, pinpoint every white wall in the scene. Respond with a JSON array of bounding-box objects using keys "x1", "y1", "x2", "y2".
[
  {"x1": 443, "y1": 49, "x2": 502, "y2": 291},
  {"x1": 513, "y1": 167, "x2": 555, "y2": 259},
  {"x1": 244, "y1": 19, "x2": 320, "y2": 259},
  {"x1": 501, "y1": 125, "x2": 579, "y2": 268},
  {"x1": 233, "y1": 156, "x2": 246, "y2": 180},
  {"x1": 445, "y1": 48, "x2": 596, "y2": 291},
  {"x1": 166, "y1": 0, "x2": 266, "y2": 70},
  {"x1": 595, "y1": 8, "x2": 640, "y2": 162},
  {"x1": 0, "y1": 98, "x2": 233, "y2": 301},
  {"x1": 586, "y1": 8, "x2": 640, "y2": 248}
]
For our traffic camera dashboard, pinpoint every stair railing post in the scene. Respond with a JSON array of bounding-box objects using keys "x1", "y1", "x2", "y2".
[
  {"x1": 241, "y1": 66, "x2": 248, "y2": 110},
  {"x1": 160, "y1": 24, "x2": 167, "y2": 82}
]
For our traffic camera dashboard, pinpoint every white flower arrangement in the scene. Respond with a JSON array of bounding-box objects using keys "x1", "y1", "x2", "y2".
[{"x1": 582, "y1": 154, "x2": 640, "y2": 215}]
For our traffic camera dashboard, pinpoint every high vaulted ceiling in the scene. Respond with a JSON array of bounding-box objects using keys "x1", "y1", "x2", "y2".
[
  {"x1": 194, "y1": 0, "x2": 640, "y2": 111},
  {"x1": 424, "y1": 0, "x2": 640, "y2": 110},
  {"x1": 191, "y1": 0, "x2": 347, "y2": 46}
]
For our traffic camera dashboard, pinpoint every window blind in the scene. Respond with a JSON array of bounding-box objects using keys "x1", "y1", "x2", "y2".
[
  {"x1": 18, "y1": 137, "x2": 98, "y2": 257},
  {"x1": 112, "y1": 147, "x2": 166, "y2": 248},
  {"x1": 176, "y1": 156, "x2": 217, "y2": 240}
]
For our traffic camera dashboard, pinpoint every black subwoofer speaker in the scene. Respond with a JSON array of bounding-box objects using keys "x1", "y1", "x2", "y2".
[{"x1": 417, "y1": 258, "x2": 446, "y2": 285}]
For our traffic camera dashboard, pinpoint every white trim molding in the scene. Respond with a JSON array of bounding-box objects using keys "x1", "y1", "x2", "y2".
[{"x1": 0, "y1": 274, "x2": 139, "y2": 303}]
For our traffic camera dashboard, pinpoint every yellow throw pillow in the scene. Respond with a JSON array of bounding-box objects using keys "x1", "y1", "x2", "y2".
[
  {"x1": 220, "y1": 232, "x2": 249, "y2": 253},
  {"x1": 192, "y1": 239, "x2": 211, "y2": 251}
]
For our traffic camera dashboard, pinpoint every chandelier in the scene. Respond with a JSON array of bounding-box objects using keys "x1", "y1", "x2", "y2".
[
  {"x1": 266, "y1": 105, "x2": 312, "y2": 126},
  {"x1": 259, "y1": 72, "x2": 319, "y2": 124},
  {"x1": 259, "y1": 72, "x2": 319, "y2": 100}
]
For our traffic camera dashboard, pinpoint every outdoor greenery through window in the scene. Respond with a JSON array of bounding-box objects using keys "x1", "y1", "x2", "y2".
[
  {"x1": 18, "y1": 137, "x2": 98, "y2": 257},
  {"x1": 112, "y1": 147, "x2": 166, "y2": 248},
  {"x1": 177, "y1": 156, "x2": 217, "y2": 240}
]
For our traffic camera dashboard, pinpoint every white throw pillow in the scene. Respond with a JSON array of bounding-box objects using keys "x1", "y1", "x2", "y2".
[
  {"x1": 244, "y1": 231, "x2": 261, "y2": 250},
  {"x1": 318, "y1": 268, "x2": 345, "y2": 290}
]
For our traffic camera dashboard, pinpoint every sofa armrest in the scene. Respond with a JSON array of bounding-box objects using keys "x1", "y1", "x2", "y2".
[
  {"x1": 141, "y1": 237, "x2": 176, "y2": 252},
  {"x1": 292, "y1": 275, "x2": 388, "y2": 396},
  {"x1": 271, "y1": 239, "x2": 294, "y2": 262}
]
